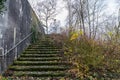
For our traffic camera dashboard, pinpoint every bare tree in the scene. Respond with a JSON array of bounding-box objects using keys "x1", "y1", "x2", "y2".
[
  {"x1": 63, "y1": 0, "x2": 74, "y2": 37},
  {"x1": 64, "y1": 0, "x2": 106, "y2": 39},
  {"x1": 85, "y1": 0, "x2": 106, "y2": 39},
  {"x1": 37, "y1": 0, "x2": 57, "y2": 34},
  {"x1": 49, "y1": 19, "x2": 61, "y2": 33},
  {"x1": 64, "y1": 0, "x2": 86, "y2": 36}
]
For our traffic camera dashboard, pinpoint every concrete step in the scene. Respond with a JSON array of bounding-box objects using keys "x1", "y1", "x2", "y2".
[
  {"x1": 9, "y1": 66, "x2": 70, "y2": 71},
  {"x1": 12, "y1": 71, "x2": 70, "y2": 77},
  {"x1": 28, "y1": 47, "x2": 60, "y2": 49},
  {"x1": 23, "y1": 52, "x2": 60, "y2": 55},
  {"x1": 17, "y1": 57, "x2": 62, "y2": 61},
  {"x1": 29, "y1": 45, "x2": 54, "y2": 47},
  {"x1": 26, "y1": 49, "x2": 61, "y2": 51},
  {"x1": 13, "y1": 61, "x2": 72, "y2": 66},
  {"x1": 20, "y1": 54, "x2": 60, "y2": 57},
  {"x1": 24, "y1": 51, "x2": 60, "y2": 54}
]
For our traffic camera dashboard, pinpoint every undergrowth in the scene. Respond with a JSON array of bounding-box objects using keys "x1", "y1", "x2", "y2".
[{"x1": 49, "y1": 31, "x2": 120, "y2": 79}]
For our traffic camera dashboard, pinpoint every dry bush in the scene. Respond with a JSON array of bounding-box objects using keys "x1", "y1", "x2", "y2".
[
  {"x1": 48, "y1": 33, "x2": 67, "y2": 48},
  {"x1": 48, "y1": 29, "x2": 120, "y2": 79}
]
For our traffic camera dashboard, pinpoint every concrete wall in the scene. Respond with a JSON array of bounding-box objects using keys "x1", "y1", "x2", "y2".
[
  {"x1": 0, "y1": 0, "x2": 44, "y2": 52},
  {"x1": 0, "y1": 0, "x2": 44, "y2": 74}
]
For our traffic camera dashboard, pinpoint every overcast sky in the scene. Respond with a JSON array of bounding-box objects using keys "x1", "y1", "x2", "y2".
[
  {"x1": 28, "y1": 0, "x2": 119, "y2": 26},
  {"x1": 28, "y1": 0, "x2": 67, "y2": 26}
]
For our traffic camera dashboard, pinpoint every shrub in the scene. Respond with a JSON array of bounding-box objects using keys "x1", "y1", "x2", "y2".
[
  {"x1": 47, "y1": 29, "x2": 120, "y2": 79},
  {"x1": 62, "y1": 29, "x2": 120, "y2": 79},
  {"x1": 64, "y1": 35, "x2": 104, "y2": 78}
]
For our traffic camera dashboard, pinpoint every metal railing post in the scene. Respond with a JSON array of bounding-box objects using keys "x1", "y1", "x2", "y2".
[
  {"x1": 0, "y1": 47, "x2": 4, "y2": 74},
  {"x1": 15, "y1": 47, "x2": 17, "y2": 59},
  {"x1": 0, "y1": 32, "x2": 33, "y2": 74}
]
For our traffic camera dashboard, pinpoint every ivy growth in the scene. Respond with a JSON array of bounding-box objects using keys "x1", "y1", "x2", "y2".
[
  {"x1": 0, "y1": 0, "x2": 6, "y2": 14},
  {"x1": 31, "y1": 25, "x2": 40, "y2": 43},
  {"x1": 31, "y1": 26, "x2": 37, "y2": 43}
]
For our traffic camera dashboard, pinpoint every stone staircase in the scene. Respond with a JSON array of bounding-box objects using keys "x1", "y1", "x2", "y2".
[{"x1": 3, "y1": 39, "x2": 74, "y2": 79}]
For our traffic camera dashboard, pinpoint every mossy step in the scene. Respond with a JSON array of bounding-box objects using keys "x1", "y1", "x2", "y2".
[
  {"x1": 27, "y1": 48, "x2": 60, "y2": 50},
  {"x1": 31, "y1": 42, "x2": 53, "y2": 45},
  {"x1": 24, "y1": 51, "x2": 60, "y2": 54},
  {"x1": 20, "y1": 56, "x2": 59, "y2": 58},
  {"x1": 9, "y1": 66, "x2": 70, "y2": 71},
  {"x1": 29, "y1": 45, "x2": 55, "y2": 47},
  {"x1": 29, "y1": 45, "x2": 52, "y2": 46},
  {"x1": 35, "y1": 41, "x2": 51, "y2": 43},
  {"x1": 13, "y1": 61, "x2": 72, "y2": 66},
  {"x1": 28, "y1": 47, "x2": 60, "y2": 49},
  {"x1": 20, "y1": 54, "x2": 60, "y2": 57},
  {"x1": 23, "y1": 52, "x2": 60, "y2": 55},
  {"x1": 37, "y1": 42, "x2": 53, "y2": 43},
  {"x1": 30, "y1": 41, "x2": 49, "y2": 43},
  {"x1": 26, "y1": 49, "x2": 61, "y2": 51},
  {"x1": 17, "y1": 57, "x2": 62, "y2": 61},
  {"x1": 22, "y1": 53, "x2": 60, "y2": 55},
  {"x1": 30, "y1": 44, "x2": 53, "y2": 46},
  {"x1": 32, "y1": 41, "x2": 52, "y2": 43},
  {"x1": 12, "y1": 71, "x2": 70, "y2": 77},
  {"x1": 28, "y1": 45, "x2": 58, "y2": 47}
]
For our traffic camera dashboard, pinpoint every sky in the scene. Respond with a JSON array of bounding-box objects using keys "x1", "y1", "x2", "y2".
[
  {"x1": 105, "y1": 0, "x2": 118, "y2": 15},
  {"x1": 28, "y1": 0, "x2": 119, "y2": 27},
  {"x1": 28, "y1": 0, "x2": 67, "y2": 27}
]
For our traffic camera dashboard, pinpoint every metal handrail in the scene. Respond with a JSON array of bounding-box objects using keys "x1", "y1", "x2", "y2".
[{"x1": 0, "y1": 32, "x2": 33, "y2": 56}]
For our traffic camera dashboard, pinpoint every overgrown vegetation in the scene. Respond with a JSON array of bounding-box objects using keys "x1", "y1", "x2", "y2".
[
  {"x1": 49, "y1": 28, "x2": 120, "y2": 79},
  {"x1": 31, "y1": 25, "x2": 39, "y2": 43},
  {"x1": 0, "y1": 76, "x2": 10, "y2": 80}
]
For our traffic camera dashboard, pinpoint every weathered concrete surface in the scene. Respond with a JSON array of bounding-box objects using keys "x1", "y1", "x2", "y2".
[
  {"x1": 2, "y1": 0, "x2": 44, "y2": 50},
  {"x1": 0, "y1": 0, "x2": 44, "y2": 74}
]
